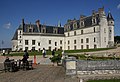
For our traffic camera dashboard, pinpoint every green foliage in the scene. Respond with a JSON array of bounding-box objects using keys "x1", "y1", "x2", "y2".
[
  {"x1": 114, "y1": 36, "x2": 120, "y2": 43},
  {"x1": 49, "y1": 54, "x2": 61, "y2": 63},
  {"x1": 68, "y1": 54, "x2": 120, "y2": 60}
]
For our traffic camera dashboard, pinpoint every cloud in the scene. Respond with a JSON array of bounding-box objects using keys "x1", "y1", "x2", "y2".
[
  {"x1": 117, "y1": 4, "x2": 120, "y2": 9},
  {"x1": 3, "y1": 22, "x2": 11, "y2": 29}
]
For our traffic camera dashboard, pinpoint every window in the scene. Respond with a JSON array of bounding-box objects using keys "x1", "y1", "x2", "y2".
[
  {"x1": 81, "y1": 22, "x2": 84, "y2": 26},
  {"x1": 43, "y1": 29, "x2": 45, "y2": 33},
  {"x1": 86, "y1": 45, "x2": 89, "y2": 49},
  {"x1": 49, "y1": 40, "x2": 51, "y2": 44},
  {"x1": 68, "y1": 32, "x2": 70, "y2": 36},
  {"x1": 54, "y1": 29, "x2": 57, "y2": 34},
  {"x1": 32, "y1": 47, "x2": 35, "y2": 51},
  {"x1": 60, "y1": 46, "x2": 62, "y2": 50},
  {"x1": 49, "y1": 46, "x2": 51, "y2": 51},
  {"x1": 94, "y1": 27, "x2": 95, "y2": 32},
  {"x1": 32, "y1": 40, "x2": 35, "y2": 45},
  {"x1": 68, "y1": 46, "x2": 70, "y2": 50},
  {"x1": 25, "y1": 40, "x2": 28, "y2": 45},
  {"x1": 86, "y1": 38, "x2": 89, "y2": 43},
  {"x1": 38, "y1": 42, "x2": 40, "y2": 46},
  {"x1": 29, "y1": 29, "x2": 32, "y2": 32},
  {"x1": 74, "y1": 46, "x2": 76, "y2": 50},
  {"x1": 104, "y1": 28, "x2": 106, "y2": 33},
  {"x1": 74, "y1": 40, "x2": 76, "y2": 44},
  {"x1": 110, "y1": 30, "x2": 112, "y2": 33},
  {"x1": 55, "y1": 42, "x2": 57, "y2": 46},
  {"x1": 81, "y1": 30, "x2": 83, "y2": 34},
  {"x1": 104, "y1": 37, "x2": 106, "y2": 42},
  {"x1": 54, "y1": 30, "x2": 57, "y2": 34},
  {"x1": 68, "y1": 40, "x2": 70, "y2": 44},
  {"x1": 81, "y1": 45, "x2": 83, "y2": 49},
  {"x1": 93, "y1": 19, "x2": 96, "y2": 23},
  {"x1": 94, "y1": 37, "x2": 96, "y2": 42},
  {"x1": 20, "y1": 36, "x2": 21, "y2": 38},
  {"x1": 74, "y1": 31, "x2": 76, "y2": 35},
  {"x1": 94, "y1": 45, "x2": 97, "y2": 49},
  {"x1": 25, "y1": 47, "x2": 28, "y2": 50},
  {"x1": 20, "y1": 40, "x2": 21, "y2": 43},
  {"x1": 60, "y1": 40, "x2": 62, "y2": 44},
  {"x1": 20, "y1": 31, "x2": 21, "y2": 34},
  {"x1": 74, "y1": 24, "x2": 77, "y2": 28},
  {"x1": 81, "y1": 39, "x2": 83, "y2": 43}
]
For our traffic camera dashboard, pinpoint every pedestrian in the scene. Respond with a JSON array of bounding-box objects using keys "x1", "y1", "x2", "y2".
[
  {"x1": 23, "y1": 49, "x2": 29, "y2": 60},
  {"x1": 3, "y1": 50, "x2": 5, "y2": 56},
  {"x1": 42, "y1": 48, "x2": 46, "y2": 58},
  {"x1": 52, "y1": 49, "x2": 55, "y2": 57}
]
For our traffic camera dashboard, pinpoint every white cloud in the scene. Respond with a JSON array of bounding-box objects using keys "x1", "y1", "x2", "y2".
[
  {"x1": 3, "y1": 22, "x2": 11, "y2": 29},
  {"x1": 117, "y1": 4, "x2": 120, "y2": 9}
]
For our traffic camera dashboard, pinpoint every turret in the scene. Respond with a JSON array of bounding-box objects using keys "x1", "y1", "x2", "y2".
[
  {"x1": 107, "y1": 11, "x2": 114, "y2": 26},
  {"x1": 107, "y1": 11, "x2": 114, "y2": 47}
]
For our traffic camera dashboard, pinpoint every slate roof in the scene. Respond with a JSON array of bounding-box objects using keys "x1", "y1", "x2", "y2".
[
  {"x1": 12, "y1": 29, "x2": 18, "y2": 40},
  {"x1": 23, "y1": 24, "x2": 64, "y2": 34},
  {"x1": 12, "y1": 24, "x2": 64, "y2": 40},
  {"x1": 107, "y1": 12, "x2": 114, "y2": 21}
]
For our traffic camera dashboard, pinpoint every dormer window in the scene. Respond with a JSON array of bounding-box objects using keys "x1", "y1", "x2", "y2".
[
  {"x1": 41, "y1": 26, "x2": 46, "y2": 33},
  {"x1": 43, "y1": 29, "x2": 45, "y2": 33},
  {"x1": 81, "y1": 22, "x2": 84, "y2": 26},
  {"x1": 92, "y1": 18, "x2": 96, "y2": 25},
  {"x1": 29, "y1": 28, "x2": 32, "y2": 32},
  {"x1": 53, "y1": 28, "x2": 58, "y2": 34},
  {"x1": 73, "y1": 23, "x2": 77, "y2": 29}
]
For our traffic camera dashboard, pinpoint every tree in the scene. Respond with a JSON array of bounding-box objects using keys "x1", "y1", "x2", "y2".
[{"x1": 114, "y1": 36, "x2": 120, "y2": 44}]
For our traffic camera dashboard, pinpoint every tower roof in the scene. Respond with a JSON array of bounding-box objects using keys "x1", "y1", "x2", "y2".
[{"x1": 107, "y1": 11, "x2": 114, "y2": 21}]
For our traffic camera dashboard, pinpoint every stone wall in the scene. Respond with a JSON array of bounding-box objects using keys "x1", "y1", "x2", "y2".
[{"x1": 64, "y1": 58, "x2": 120, "y2": 76}]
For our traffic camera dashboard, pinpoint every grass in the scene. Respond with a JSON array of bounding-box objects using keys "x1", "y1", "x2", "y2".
[
  {"x1": 64, "y1": 48, "x2": 114, "y2": 53},
  {"x1": 5, "y1": 47, "x2": 114, "y2": 56},
  {"x1": 7, "y1": 50, "x2": 62, "y2": 56},
  {"x1": 87, "y1": 79, "x2": 120, "y2": 82}
]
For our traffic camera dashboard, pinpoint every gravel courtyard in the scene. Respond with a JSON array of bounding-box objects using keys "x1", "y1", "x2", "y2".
[{"x1": 0, "y1": 64, "x2": 78, "y2": 82}]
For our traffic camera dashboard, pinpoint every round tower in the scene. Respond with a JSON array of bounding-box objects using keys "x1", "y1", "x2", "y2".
[{"x1": 107, "y1": 11, "x2": 114, "y2": 47}]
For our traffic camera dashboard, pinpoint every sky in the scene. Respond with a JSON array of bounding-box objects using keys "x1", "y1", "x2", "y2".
[{"x1": 0, "y1": 0, "x2": 120, "y2": 48}]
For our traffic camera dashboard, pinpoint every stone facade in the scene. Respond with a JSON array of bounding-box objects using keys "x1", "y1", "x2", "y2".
[{"x1": 11, "y1": 7, "x2": 114, "y2": 51}]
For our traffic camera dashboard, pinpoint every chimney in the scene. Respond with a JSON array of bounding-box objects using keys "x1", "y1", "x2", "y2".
[
  {"x1": 80, "y1": 15, "x2": 86, "y2": 20},
  {"x1": 36, "y1": 20, "x2": 40, "y2": 27},
  {"x1": 22, "y1": 18, "x2": 24, "y2": 25},
  {"x1": 98, "y1": 7, "x2": 105, "y2": 16},
  {"x1": 22, "y1": 18, "x2": 25, "y2": 32}
]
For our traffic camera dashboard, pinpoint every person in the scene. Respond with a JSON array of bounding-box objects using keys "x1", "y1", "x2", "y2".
[
  {"x1": 24, "y1": 49, "x2": 29, "y2": 59},
  {"x1": 4, "y1": 56, "x2": 10, "y2": 62},
  {"x1": 22, "y1": 50, "x2": 29, "y2": 70},
  {"x1": 42, "y1": 48, "x2": 46, "y2": 58},
  {"x1": 52, "y1": 49, "x2": 55, "y2": 57},
  {"x1": 3, "y1": 50, "x2": 5, "y2": 56}
]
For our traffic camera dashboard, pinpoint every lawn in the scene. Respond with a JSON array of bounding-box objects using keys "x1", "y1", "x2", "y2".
[
  {"x1": 6, "y1": 47, "x2": 114, "y2": 56},
  {"x1": 7, "y1": 50, "x2": 62, "y2": 56},
  {"x1": 65, "y1": 48, "x2": 114, "y2": 53},
  {"x1": 87, "y1": 79, "x2": 120, "y2": 82}
]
